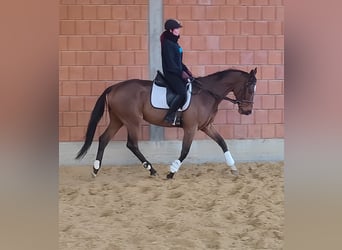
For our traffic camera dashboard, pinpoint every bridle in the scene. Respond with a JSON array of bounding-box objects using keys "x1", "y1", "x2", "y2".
[{"x1": 192, "y1": 78, "x2": 255, "y2": 106}]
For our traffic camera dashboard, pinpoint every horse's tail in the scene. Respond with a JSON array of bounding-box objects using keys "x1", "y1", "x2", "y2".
[{"x1": 75, "y1": 86, "x2": 112, "y2": 159}]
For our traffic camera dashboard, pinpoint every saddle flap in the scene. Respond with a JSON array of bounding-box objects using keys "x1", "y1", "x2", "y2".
[{"x1": 154, "y1": 71, "x2": 169, "y2": 87}]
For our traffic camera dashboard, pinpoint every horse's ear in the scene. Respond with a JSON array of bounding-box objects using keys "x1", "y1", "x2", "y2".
[{"x1": 250, "y1": 67, "x2": 257, "y2": 76}]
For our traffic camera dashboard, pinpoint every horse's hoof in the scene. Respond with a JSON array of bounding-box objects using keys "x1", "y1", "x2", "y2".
[
  {"x1": 231, "y1": 169, "x2": 239, "y2": 176},
  {"x1": 166, "y1": 172, "x2": 175, "y2": 179},
  {"x1": 150, "y1": 168, "x2": 157, "y2": 176},
  {"x1": 91, "y1": 171, "x2": 97, "y2": 178}
]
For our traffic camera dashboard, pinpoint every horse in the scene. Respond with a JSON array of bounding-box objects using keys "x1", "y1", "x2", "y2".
[{"x1": 76, "y1": 68, "x2": 257, "y2": 179}]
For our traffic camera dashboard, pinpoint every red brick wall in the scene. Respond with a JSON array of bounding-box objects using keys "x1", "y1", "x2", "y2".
[{"x1": 59, "y1": 0, "x2": 284, "y2": 142}]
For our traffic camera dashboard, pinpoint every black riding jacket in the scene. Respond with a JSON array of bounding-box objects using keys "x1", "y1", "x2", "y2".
[{"x1": 160, "y1": 31, "x2": 190, "y2": 78}]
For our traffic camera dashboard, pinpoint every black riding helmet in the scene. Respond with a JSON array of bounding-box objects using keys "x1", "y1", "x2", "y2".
[{"x1": 164, "y1": 19, "x2": 182, "y2": 30}]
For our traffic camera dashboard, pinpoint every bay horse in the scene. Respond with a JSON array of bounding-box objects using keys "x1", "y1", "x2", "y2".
[{"x1": 76, "y1": 68, "x2": 257, "y2": 179}]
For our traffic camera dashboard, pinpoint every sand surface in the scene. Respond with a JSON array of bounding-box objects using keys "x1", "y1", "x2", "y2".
[{"x1": 59, "y1": 162, "x2": 284, "y2": 250}]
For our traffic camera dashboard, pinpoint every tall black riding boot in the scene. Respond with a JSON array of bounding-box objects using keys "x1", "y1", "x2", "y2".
[{"x1": 164, "y1": 95, "x2": 184, "y2": 125}]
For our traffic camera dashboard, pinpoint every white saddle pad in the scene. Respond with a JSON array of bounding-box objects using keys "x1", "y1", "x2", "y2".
[{"x1": 151, "y1": 83, "x2": 192, "y2": 110}]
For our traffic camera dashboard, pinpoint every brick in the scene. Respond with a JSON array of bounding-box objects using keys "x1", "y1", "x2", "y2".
[
  {"x1": 198, "y1": 51, "x2": 212, "y2": 65},
  {"x1": 234, "y1": 6, "x2": 247, "y2": 20},
  {"x1": 60, "y1": 5, "x2": 68, "y2": 20},
  {"x1": 69, "y1": 66, "x2": 83, "y2": 80},
  {"x1": 275, "y1": 124, "x2": 284, "y2": 138},
  {"x1": 261, "y1": 65, "x2": 275, "y2": 79},
  {"x1": 275, "y1": 95, "x2": 284, "y2": 109},
  {"x1": 164, "y1": 6, "x2": 177, "y2": 19},
  {"x1": 83, "y1": 5, "x2": 97, "y2": 19},
  {"x1": 219, "y1": 6, "x2": 233, "y2": 19},
  {"x1": 77, "y1": 112, "x2": 91, "y2": 126},
  {"x1": 269, "y1": 21, "x2": 283, "y2": 35},
  {"x1": 90, "y1": 20, "x2": 105, "y2": 34},
  {"x1": 70, "y1": 127, "x2": 86, "y2": 141},
  {"x1": 84, "y1": 96, "x2": 98, "y2": 111},
  {"x1": 182, "y1": 21, "x2": 198, "y2": 36},
  {"x1": 255, "y1": 0, "x2": 268, "y2": 5},
  {"x1": 262, "y1": 36, "x2": 275, "y2": 49},
  {"x1": 91, "y1": 81, "x2": 107, "y2": 95},
  {"x1": 254, "y1": 50, "x2": 268, "y2": 64},
  {"x1": 217, "y1": 124, "x2": 234, "y2": 139},
  {"x1": 75, "y1": 20, "x2": 90, "y2": 34},
  {"x1": 91, "y1": 51, "x2": 106, "y2": 65},
  {"x1": 83, "y1": 66, "x2": 98, "y2": 80},
  {"x1": 97, "y1": 37, "x2": 112, "y2": 50},
  {"x1": 191, "y1": 36, "x2": 206, "y2": 50},
  {"x1": 127, "y1": 66, "x2": 143, "y2": 79},
  {"x1": 63, "y1": 112, "x2": 77, "y2": 126},
  {"x1": 59, "y1": 127, "x2": 70, "y2": 141},
  {"x1": 120, "y1": 51, "x2": 135, "y2": 65},
  {"x1": 59, "y1": 96, "x2": 70, "y2": 111},
  {"x1": 227, "y1": 110, "x2": 241, "y2": 124},
  {"x1": 191, "y1": 6, "x2": 206, "y2": 20},
  {"x1": 269, "y1": 0, "x2": 283, "y2": 6},
  {"x1": 275, "y1": 65, "x2": 284, "y2": 79},
  {"x1": 254, "y1": 110, "x2": 268, "y2": 124},
  {"x1": 276, "y1": 35, "x2": 284, "y2": 50},
  {"x1": 268, "y1": 50, "x2": 283, "y2": 64},
  {"x1": 212, "y1": 21, "x2": 226, "y2": 35},
  {"x1": 97, "y1": 5, "x2": 112, "y2": 19},
  {"x1": 77, "y1": 81, "x2": 91, "y2": 95},
  {"x1": 68, "y1": 36, "x2": 83, "y2": 50},
  {"x1": 206, "y1": 6, "x2": 220, "y2": 19},
  {"x1": 134, "y1": 20, "x2": 147, "y2": 35},
  {"x1": 240, "y1": 51, "x2": 254, "y2": 65},
  {"x1": 256, "y1": 80, "x2": 268, "y2": 94},
  {"x1": 135, "y1": 51, "x2": 148, "y2": 65},
  {"x1": 255, "y1": 21, "x2": 268, "y2": 35},
  {"x1": 248, "y1": 36, "x2": 261, "y2": 50},
  {"x1": 68, "y1": 5, "x2": 82, "y2": 19},
  {"x1": 248, "y1": 6, "x2": 262, "y2": 21},
  {"x1": 60, "y1": 20, "x2": 75, "y2": 35},
  {"x1": 126, "y1": 5, "x2": 141, "y2": 19},
  {"x1": 234, "y1": 36, "x2": 247, "y2": 50},
  {"x1": 261, "y1": 95, "x2": 275, "y2": 109},
  {"x1": 269, "y1": 109, "x2": 283, "y2": 123},
  {"x1": 141, "y1": 125, "x2": 150, "y2": 141},
  {"x1": 126, "y1": 35, "x2": 141, "y2": 50},
  {"x1": 59, "y1": 36, "x2": 68, "y2": 50},
  {"x1": 212, "y1": 51, "x2": 226, "y2": 65},
  {"x1": 206, "y1": 36, "x2": 219, "y2": 50},
  {"x1": 112, "y1": 36, "x2": 126, "y2": 50},
  {"x1": 198, "y1": 0, "x2": 211, "y2": 5},
  {"x1": 262, "y1": 6, "x2": 276, "y2": 20},
  {"x1": 98, "y1": 66, "x2": 113, "y2": 80},
  {"x1": 82, "y1": 37, "x2": 97, "y2": 50},
  {"x1": 276, "y1": 6, "x2": 284, "y2": 20},
  {"x1": 141, "y1": 36, "x2": 148, "y2": 50},
  {"x1": 106, "y1": 51, "x2": 120, "y2": 65},
  {"x1": 76, "y1": 51, "x2": 91, "y2": 65},
  {"x1": 61, "y1": 51, "x2": 76, "y2": 65},
  {"x1": 119, "y1": 20, "x2": 134, "y2": 34},
  {"x1": 219, "y1": 36, "x2": 234, "y2": 49},
  {"x1": 214, "y1": 110, "x2": 226, "y2": 124},
  {"x1": 234, "y1": 124, "x2": 247, "y2": 138},
  {"x1": 105, "y1": 20, "x2": 119, "y2": 34},
  {"x1": 269, "y1": 80, "x2": 283, "y2": 94},
  {"x1": 241, "y1": 112, "x2": 254, "y2": 124},
  {"x1": 198, "y1": 21, "x2": 212, "y2": 35},
  {"x1": 177, "y1": 6, "x2": 192, "y2": 20},
  {"x1": 241, "y1": 21, "x2": 254, "y2": 35},
  {"x1": 262, "y1": 124, "x2": 275, "y2": 138},
  {"x1": 252, "y1": 95, "x2": 262, "y2": 109},
  {"x1": 70, "y1": 96, "x2": 84, "y2": 111},
  {"x1": 226, "y1": 21, "x2": 240, "y2": 35},
  {"x1": 113, "y1": 66, "x2": 128, "y2": 80},
  {"x1": 226, "y1": 51, "x2": 240, "y2": 64},
  {"x1": 111, "y1": 5, "x2": 126, "y2": 19},
  {"x1": 247, "y1": 124, "x2": 261, "y2": 138},
  {"x1": 62, "y1": 80, "x2": 77, "y2": 96},
  {"x1": 241, "y1": 0, "x2": 253, "y2": 4}
]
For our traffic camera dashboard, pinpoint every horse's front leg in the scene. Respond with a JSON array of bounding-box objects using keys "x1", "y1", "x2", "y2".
[
  {"x1": 201, "y1": 124, "x2": 239, "y2": 176},
  {"x1": 166, "y1": 127, "x2": 197, "y2": 179}
]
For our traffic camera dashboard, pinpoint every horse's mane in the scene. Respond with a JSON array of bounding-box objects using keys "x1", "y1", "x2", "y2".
[{"x1": 197, "y1": 68, "x2": 248, "y2": 81}]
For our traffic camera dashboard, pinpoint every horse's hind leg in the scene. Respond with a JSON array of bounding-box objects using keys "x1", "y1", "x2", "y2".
[
  {"x1": 201, "y1": 124, "x2": 239, "y2": 176},
  {"x1": 125, "y1": 124, "x2": 157, "y2": 176},
  {"x1": 93, "y1": 118, "x2": 123, "y2": 177}
]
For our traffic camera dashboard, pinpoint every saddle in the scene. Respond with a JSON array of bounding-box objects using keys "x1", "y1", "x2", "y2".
[{"x1": 151, "y1": 71, "x2": 192, "y2": 110}]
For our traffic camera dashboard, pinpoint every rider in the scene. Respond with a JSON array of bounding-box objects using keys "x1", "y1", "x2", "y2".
[{"x1": 160, "y1": 19, "x2": 193, "y2": 125}]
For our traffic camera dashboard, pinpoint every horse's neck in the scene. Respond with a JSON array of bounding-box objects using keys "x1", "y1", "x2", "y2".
[{"x1": 198, "y1": 75, "x2": 234, "y2": 96}]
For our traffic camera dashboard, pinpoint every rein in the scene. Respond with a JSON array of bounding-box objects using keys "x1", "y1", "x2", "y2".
[{"x1": 192, "y1": 78, "x2": 253, "y2": 105}]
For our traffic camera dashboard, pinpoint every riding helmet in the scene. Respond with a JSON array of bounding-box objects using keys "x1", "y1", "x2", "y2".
[{"x1": 164, "y1": 19, "x2": 182, "y2": 30}]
